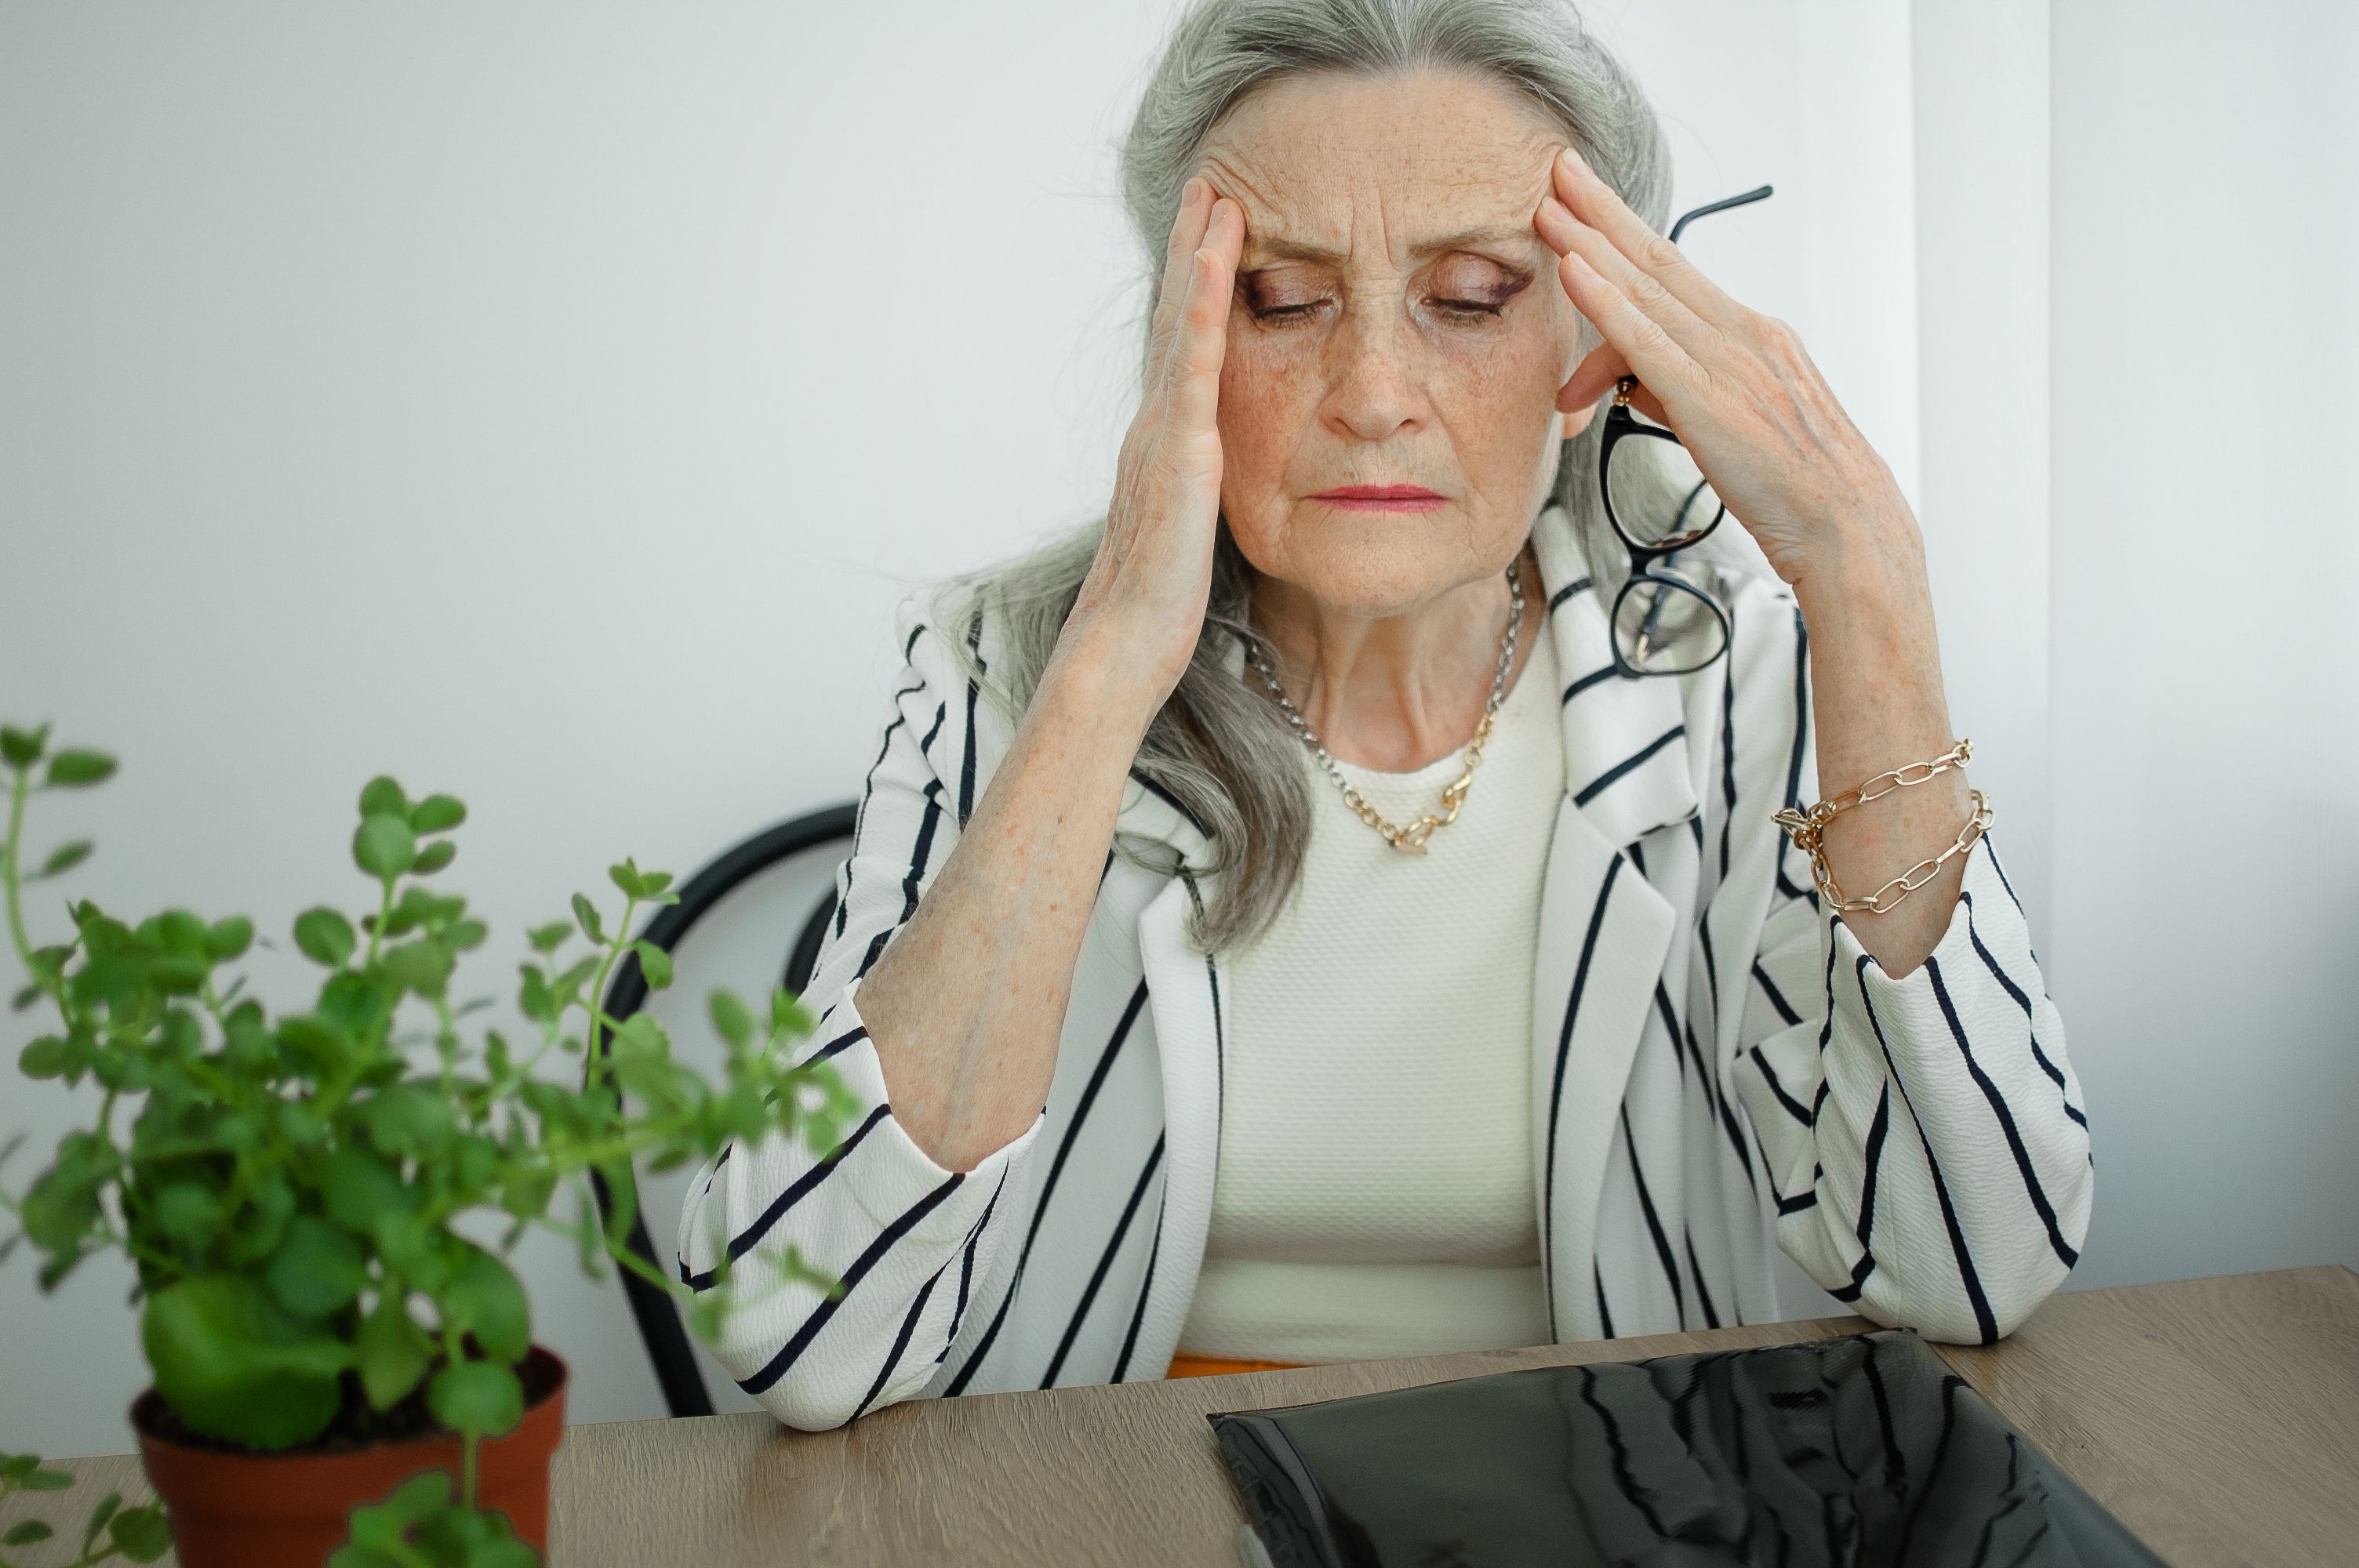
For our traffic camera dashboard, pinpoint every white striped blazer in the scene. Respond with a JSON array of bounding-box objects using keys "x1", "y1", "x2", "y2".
[{"x1": 678, "y1": 503, "x2": 2095, "y2": 1432}]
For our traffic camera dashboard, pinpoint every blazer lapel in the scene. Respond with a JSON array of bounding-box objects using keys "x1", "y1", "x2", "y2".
[
  {"x1": 1532, "y1": 506, "x2": 1702, "y2": 848},
  {"x1": 1113, "y1": 637, "x2": 1238, "y2": 1369},
  {"x1": 1528, "y1": 505, "x2": 1696, "y2": 1340}
]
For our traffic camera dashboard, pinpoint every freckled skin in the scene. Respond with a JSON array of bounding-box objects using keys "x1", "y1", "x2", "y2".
[{"x1": 1197, "y1": 67, "x2": 1590, "y2": 621}]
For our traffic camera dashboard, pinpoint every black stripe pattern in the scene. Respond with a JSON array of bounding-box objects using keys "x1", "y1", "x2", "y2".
[{"x1": 680, "y1": 561, "x2": 2093, "y2": 1432}]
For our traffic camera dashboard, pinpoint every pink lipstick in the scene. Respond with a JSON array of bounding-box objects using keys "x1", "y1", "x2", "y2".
[{"x1": 1310, "y1": 485, "x2": 1447, "y2": 514}]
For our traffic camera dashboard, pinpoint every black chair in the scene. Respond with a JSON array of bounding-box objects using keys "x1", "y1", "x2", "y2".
[{"x1": 586, "y1": 801, "x2": 859, "y2": 1417}]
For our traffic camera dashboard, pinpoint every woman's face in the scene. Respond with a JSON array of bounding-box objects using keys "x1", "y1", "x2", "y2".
[{"x1": 1196, "y1": 66, "x2": 1589, "y2": 619}]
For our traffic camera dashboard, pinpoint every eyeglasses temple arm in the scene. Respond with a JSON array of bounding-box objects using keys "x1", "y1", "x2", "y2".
[{"x1": 1668, "y1": 183, "x2": 1773, "y2": 244}]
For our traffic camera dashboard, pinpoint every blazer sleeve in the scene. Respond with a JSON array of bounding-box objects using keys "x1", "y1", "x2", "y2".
[
  {"x1": 677, "y1": 591, "x2": 1045, "y2": 1429},
  {"x1": 1723, "y1": 581, "x2": 2094, "y2": 1344}
]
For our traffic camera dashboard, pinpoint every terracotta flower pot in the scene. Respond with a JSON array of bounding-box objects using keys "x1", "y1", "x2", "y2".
[{"x1": 132, "y1": 1345, "x2": 568, "y2": 1568}]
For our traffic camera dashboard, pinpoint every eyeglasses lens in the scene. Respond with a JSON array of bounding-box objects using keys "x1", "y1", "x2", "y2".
[
  {"x1": 1612, "y1": 570, "x2": 1729, "y2": 675},
  {"x1": 1605, "y1": 430, "x2": 1726, "y2": 550}
]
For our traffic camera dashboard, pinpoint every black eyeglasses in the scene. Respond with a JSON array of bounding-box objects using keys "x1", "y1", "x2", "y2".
[{"x1": 1598, "y1": 183, "x2": 1773, "y2": 677}]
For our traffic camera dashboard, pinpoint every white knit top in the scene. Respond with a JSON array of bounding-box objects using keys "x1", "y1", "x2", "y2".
[{"x1": 1178, "y1": 629, "x2": 1565, "y2": 1363}]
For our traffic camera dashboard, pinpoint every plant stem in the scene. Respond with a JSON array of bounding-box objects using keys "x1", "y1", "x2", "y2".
[
  {"x1": 2, "y1": 764, "x2": 54, "y2": 1000},
  {"x1": 580, "y1": 895, "x2": 639, "y2": 1079},
  {"x1": 363, "y1": 874, "x2": 396, "y2": 969}
]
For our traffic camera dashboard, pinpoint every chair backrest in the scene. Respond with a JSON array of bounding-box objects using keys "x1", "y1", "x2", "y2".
[{"x1": 587, "y1": 802, "x2": 858, "y2": 1417}]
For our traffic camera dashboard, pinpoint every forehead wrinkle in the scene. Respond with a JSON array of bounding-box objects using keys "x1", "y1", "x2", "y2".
[
  {"x1": 1204, "y1": 118, "x2": 1565, "y2": 278},
  {"x1": 1243, "y1": 223, "x2": 1548, "y2": 269}
]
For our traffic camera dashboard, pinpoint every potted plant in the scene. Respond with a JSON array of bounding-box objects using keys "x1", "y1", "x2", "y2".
[{"x1": 1, "y1": 721, "x2": 851, "y2": 1566}]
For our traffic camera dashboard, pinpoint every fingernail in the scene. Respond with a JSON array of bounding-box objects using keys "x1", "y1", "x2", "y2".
[
  {"x1": 1560, "y1": 145, "x2": 1587, "y2": 171},
  {"x1": 1183, "y1": 177, "x2": 1205, "y2": 208}
]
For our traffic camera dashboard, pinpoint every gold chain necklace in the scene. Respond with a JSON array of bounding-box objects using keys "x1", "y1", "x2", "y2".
[{"x1": 1244, "y1": 565, "x2": 1525, "y2": 855}]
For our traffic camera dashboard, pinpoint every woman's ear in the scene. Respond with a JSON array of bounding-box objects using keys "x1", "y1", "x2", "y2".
[{"x1": 1558, "y1": 398, "x2": 1603, "y2": 441}]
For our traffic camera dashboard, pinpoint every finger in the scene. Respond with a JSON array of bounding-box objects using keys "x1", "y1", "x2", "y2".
[
  {"x1": 1555, "y1": 343, "x2": 1674, "y2": 430},
  {"x1": 1554, "y1": 338, "x2": 1630, "y2": 415},
  {"x1": 1554, "y1": 245, "x2": 1699, "y2": 403},
  {"x1": 1166, "y1": 198, "x2": 1242, "y2": 438},
  {"x1": 1550, "y1": 145, "x2": 1751, "y2": 334},
  {"x1": 1536, "y1": 191, "x2": 1717, "y2": 362},
  {"x1": 1150, "y1": 177, "x2": 1217, "y2": 363}
]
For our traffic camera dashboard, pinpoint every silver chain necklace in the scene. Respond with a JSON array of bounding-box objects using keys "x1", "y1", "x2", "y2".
[{"x1": 1244, "y1": 564, "x2": 1525, "y2": 855}]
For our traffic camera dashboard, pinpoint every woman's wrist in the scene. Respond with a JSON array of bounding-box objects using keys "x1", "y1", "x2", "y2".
[
  {"x1": 1785, "y1": 502, "x2": 1928, "y2": 622},
  {"x1": 1042, "y1": 617, "x2": 1169, "y2": 754},
  {"x1": 1045, "y1": 610, "x2": 1190, "y2": 741}
]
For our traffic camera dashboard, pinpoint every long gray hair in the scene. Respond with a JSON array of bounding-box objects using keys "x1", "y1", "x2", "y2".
[{"x1": 940, "y1": 0, "x2": 1732, "y2": 951}]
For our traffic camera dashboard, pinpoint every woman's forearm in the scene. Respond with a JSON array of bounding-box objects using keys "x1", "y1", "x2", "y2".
[
  {"x1": 856, "y1": 630, "x2": 1161, "y2": 1172},
  {"x1": 1791, "y1": 515, "x2": 1973, "y2": 978}
]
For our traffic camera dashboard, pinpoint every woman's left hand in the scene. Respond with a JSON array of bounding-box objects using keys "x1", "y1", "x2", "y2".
[{"x1": 1533, "y1": 143, "x2": 1913, "y2": 595}]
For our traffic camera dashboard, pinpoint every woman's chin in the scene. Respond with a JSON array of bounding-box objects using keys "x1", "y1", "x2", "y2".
[{"x1": 1241, "y1": 521, "x2": 1521, "y2": 620}]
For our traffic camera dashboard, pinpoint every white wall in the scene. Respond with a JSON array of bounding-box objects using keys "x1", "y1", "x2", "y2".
[
  {"x1": 10, "y1": 0, "x2": 2341, "y2": 1462},
  {"x1": 2045, "y1": 0, "x2": 2359, "y2": 1290}
]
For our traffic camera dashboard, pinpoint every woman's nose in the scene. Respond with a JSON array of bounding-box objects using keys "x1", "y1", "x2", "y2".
[{"x1": 1319, "y1": 308, "x2": 1425, "y2": 443}]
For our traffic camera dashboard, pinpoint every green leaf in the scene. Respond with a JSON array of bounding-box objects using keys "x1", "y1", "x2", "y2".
[
  {"x1": 37, "y1": 840, "x2": 93, "y2": 878},
  {"x1": 409, "y1": 793, "x2": 467, "y2": 833},
  {"x1": 152, "y1": 1181, "x2": 221, "y2": 1245},
  {"x1": 266, "y1": 1215, "x2": 369, "y2": 1317},
  {"x1": 82, "y1": 1490, "x2": 121, "y2": 1555},
  {"x1": 770, "y1": 987, "x2": 815, "y2": 1042},
  {"x1": 428, "y1": 1358, "x2": 524, "y2": 1440},
  {"x1": 632, "y1": 940, "x2": 673, "y2": 991},
  {"x1": 410, "y1": 839, "x2": 458, "y2": 875},
  {"x1": 709, "y1": 989, "x2": 754, "y2": 1050},
  {"x1": 380, "y1": 1467, "x2": 452, "y2": 1519},
  {"x1": 527, "y1": 921, "x2": 571, "y2": 955},
  {"x1": 227, "y1": 1167, "x2": 296, "y2": 1263},
  {"x1": 358, "y1": 775, "x2": 409, "y2": 819},
  {"x1": 440, "y1": 1246, "x2": 531, "y2": 1363},
  {"x1": 19, "y1": 1035, "x2": 70, "y2": 1079},
  {"x1": 108, "y1": 1504, "x2": 173, "y2": 1563},
  {"x1": 356, "y1": 1289, "x2": 431, "y2": 1412},
  {"x1": 20, "y1": 1131, "x2": 115, "y2": 1250},
  {"x1": 570, "y1": 893, "x2": 606, "y2": 946},
  {"x1": 21, "y1": 1468, "x2": 72, "y2": 1491},
  {"x1": 500, "y1": 1164, "x2": 557, "y2": 1221},
  {"x1": 356, "y1": 1083, "x2": 456, "y2": 1157},
  {"x1": 205, "y1": 913, "x2": 254, "y2": 960},
  {"x1": 43, "y1": 749, "x2": 116, "y2": 786},
  {"x1": 449, "y1": 916, "x2": 487, "y2": 951},
  {"x1": 467, "y1": 1534, "x2": 543, "y2": 1568},
  {"x1": 515, "y1": 965, "x2": 557, "y2": 1024},
  {"x1": 607, "y1": 859, "x2": 645, "y2": 898},
  {"x1": 638, "y1": 869, "x2": 674, "y2": 896},
  {"x1": 354, "y1": 813, "x2": 419, "y2": 882},
  {"x1": 324, "y1": 1146, "x2": 413, "y2": 1235},
  {"x1": 293, "y1": 906, "x2": 358, "y2": 967},
  {"x1": 278, "y1": 1014, "x2": 357, "y2": 1075},
  {"x1": 380, "y1": 938, "x2": 456, "y2": 1000},
  {"x1": 11, "y1": 982, "x2": 41, "y2": 1011},
  {"x1": 4, "y1": 1519, "x2": 53, "y2": 1545},
  {"x1": 142, "y1": 1276, "x2": 350, "y2": 1448},
  {"x1": 0, "y1": 723, "x2": 47, "y2": 768}
]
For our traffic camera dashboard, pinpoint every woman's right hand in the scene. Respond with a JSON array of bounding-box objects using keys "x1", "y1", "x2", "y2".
[{"x1": 1063, "y1": 177, "x2": 1245, "y2": 710}]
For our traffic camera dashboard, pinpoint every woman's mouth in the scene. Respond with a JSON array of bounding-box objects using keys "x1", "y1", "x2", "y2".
[{"x1": 1309, "y1": 485, "x2": 1448, "y2": 514}]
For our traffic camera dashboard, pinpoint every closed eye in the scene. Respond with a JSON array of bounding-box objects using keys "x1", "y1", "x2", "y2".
[{"x1": 1249, "y1": 298, "x2": 1505, "y2": 325}]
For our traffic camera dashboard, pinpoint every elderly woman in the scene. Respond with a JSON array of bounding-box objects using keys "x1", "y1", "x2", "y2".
[{"x1": 682, "y1": 0, "x2": 2092, "y2": 1429}]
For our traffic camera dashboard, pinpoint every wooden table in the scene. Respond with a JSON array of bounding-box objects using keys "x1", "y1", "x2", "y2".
[{"x1": 42, "y1": 1265, "x2": 2359, "y2": 1567}]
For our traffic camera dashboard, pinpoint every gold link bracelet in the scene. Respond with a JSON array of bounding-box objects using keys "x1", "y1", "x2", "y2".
[{"x1": 1770, "y1": 739, "x2": 1994, "y2": 915}]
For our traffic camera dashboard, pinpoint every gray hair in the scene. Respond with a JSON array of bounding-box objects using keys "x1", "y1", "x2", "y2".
[{"x1": 940, "y1": 0, "x2": 1742, "y2": 951}]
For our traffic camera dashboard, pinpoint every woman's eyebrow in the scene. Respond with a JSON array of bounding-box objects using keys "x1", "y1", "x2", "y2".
[{"x1": 1241, "y1": 224, "x2": 1544, "y2": 267}]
